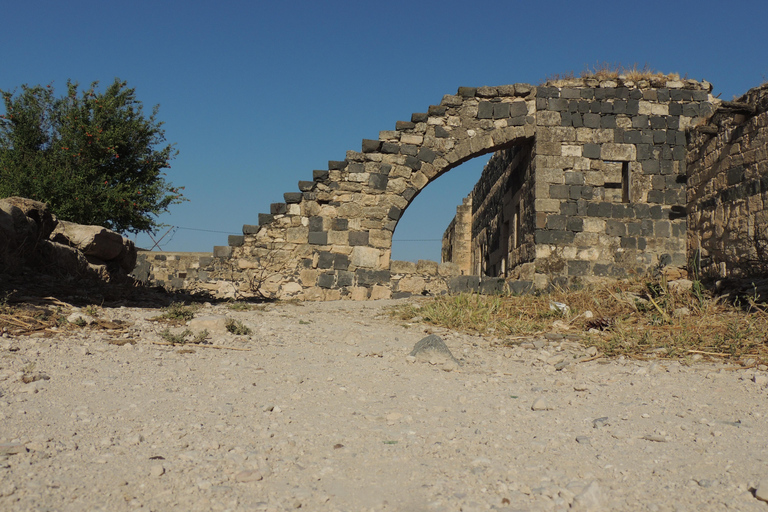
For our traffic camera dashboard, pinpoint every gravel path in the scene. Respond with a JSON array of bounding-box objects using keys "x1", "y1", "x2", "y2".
[{"x1": 1, "y1": 298, "x2": 767, "y2": 511}]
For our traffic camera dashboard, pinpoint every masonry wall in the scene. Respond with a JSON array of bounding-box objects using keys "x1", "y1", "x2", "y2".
[
  {"x1": 468, "y1": 144, "x2": 536, "y2": 279},
  {"x1": 529, "y1": 78, "x2": 714, "y2": 287},
  {"x1": 441, "y1": 77, "x2": 715, "y2": 289},
  {"x1": 687, "y1": 84, "x2": 768, "y2": 277},
  {"x1": 441, "y1": 196, "x2": 472, "y2": 275}
]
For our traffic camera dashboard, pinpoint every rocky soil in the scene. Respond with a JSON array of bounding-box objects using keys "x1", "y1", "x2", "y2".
[{"x1": 1, "y1": 298, "x2": 767, "y2": 511}]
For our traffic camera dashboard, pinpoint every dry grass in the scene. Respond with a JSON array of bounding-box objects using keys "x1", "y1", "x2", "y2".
[
  {"x1": 150, "y1": 302, "x2": 199, "y2": 325},
  {"x1": 582, "y1": 62, "x2": 680, "y2": 81},
  {"x1": 543, "y1": 63, "x2": 682, "y2": 86},
  {"x1": 391, "y1": 278, "x2": 768, "y2": 366}
]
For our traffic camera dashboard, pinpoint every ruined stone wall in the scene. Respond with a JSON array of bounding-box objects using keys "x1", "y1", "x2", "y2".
[
  {"x1": 135, "y1": 77, "x2": 721, "y2": 300},
  {"x1": 133, "y1": 250, "x2": 499, "y2": 299},
  {"x1": 687, "y1": 84, "x2": 768, "y2": 277},
  {"x1": 467, "y1": 144, "x2": 536, "y2": 278},
  {"x1": 441, "y1": 196, "x2": 472, "y2": 275},
  {"x1": 442, "y1": 77, "x2": 715, "y2": 290},
  {"x1": 530, "y1": 78, "x2": 714, "y2": 288},
  {"x1": 134, "y1": 251, "x2": 219, "y2": 292}
]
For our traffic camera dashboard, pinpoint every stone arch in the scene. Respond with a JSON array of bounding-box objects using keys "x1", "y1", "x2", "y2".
[{"x1": 221, "y1": 84, "x2": 538, "y2": 298}]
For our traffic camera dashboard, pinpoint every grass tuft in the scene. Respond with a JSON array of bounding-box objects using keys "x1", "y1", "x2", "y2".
[
  {"x1": 225, "y1": 319, "x2": 252, "y2": 336},
  {"x1": 580, "y1": 62, "x2": 680, "y2": 81},
  {"x1": 152, "y1": 302, "x2": 198, "y2": 324},
  {"x1": 159, "y1": 328, "x2": 192, "y2": 344}
]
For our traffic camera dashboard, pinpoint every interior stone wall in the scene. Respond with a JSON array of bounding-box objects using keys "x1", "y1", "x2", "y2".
[
  {"x1": 441, "y1": 196, "x2": 472, "y2": 275},
  {"x1": 687, "y1": 84, "x2": 768, "y2": 277}
]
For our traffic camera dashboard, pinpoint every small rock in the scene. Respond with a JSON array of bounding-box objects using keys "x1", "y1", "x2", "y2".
[
  {"x1": 25, "y1": 441, "x2": 46, "y2": 452},
  {"x1": 668, "y1": 279, "x2": 693, "y2": 293},
  {"x1": 583, "y1": 310, "x2": 594, "y2": 319},
  {"x1": 592, "y1": 417, "x2": 610, "y2": 428},
  {"x1": 642, "y1": 434, "x2": 667, "y2": 443},
  {"x1": 753, "y1": 375, "x2": 768, "y2": 387},
  {"x1": 755, "y1": 480, "x2": 768, "y2": 502},
  {"x1": 67, "y1": 311, "x2": 95, "y2": 325},
  {"x1": 20, "y1": 381, "x2": 46, "y2": 394},
  {"x1": 531, "y1": 397, "x2": 552, "y2": 411},
  {"x1": 574, "y1": 383, "x2": 590, "y2": 392},
  {"x1": 234, "y1": 469, "x2": 263, "y2": 482},
  {"x1": 576, "y1": 436, "x2": 591, "y2": 445},
  {"x1": 442, "y1": 359, "x2": 459, "y2": 372},
  {"x1": 189, "y1": 315, "x2": 229, "y2": 333},
  {"x1": 409, "y1": 335, "x2": 460, "y2": 366},
  {"x1": 126, "y1": 434, "x2": 144, "y2": 445},
  {"x1": 20, "y1": 372, "x2": 50, "y2": 384},
  {"x1": 546, "y1": 354, "x2": 566, "y2": 366},
  {"x1": 0, "y1": 443, "x2": 27, "y2": 455},
  {"x1": 0, "y1": 483, "x2": 16, "y2": 498},
  {"x1": 150, "y1": 464, "x2": 165, "y2": 477},
  {"x1": 673, "y1": 307, "x2": 691, "y2": 318}
]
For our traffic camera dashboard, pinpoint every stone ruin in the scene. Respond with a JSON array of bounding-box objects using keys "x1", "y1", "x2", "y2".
[{"x1": 134, "y1": 77, "x2": 768, "y2": 299}]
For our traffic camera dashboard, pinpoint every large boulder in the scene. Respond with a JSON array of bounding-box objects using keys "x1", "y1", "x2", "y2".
[
  {"x1": 51, "y1": 220, "x2": 137, "y2": 272},
  {"x1": 1, "y1": 197, "x2": 57, "y2": 239},
  {"x1": 37, "y1": 239, "x2": 92, "y2": 276},
  {"x1": 0, "y1": 197, "x2": 55, "y2": 269}
]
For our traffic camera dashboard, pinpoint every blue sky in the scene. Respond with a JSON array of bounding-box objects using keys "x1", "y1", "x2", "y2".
[{"x1": 2, "y1": 0, "x2": 766, "y2": 261}]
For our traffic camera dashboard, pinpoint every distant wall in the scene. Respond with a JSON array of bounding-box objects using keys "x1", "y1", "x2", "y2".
[
  {"x1": 441, "y1": 197, "x2": 472, "y2": 275},
  {"x1": 133, "y1": 251, "x2": 219, "y2": 292},
  {"x1": 687, "y1": 84, "x2": 768, "y2": 277},
  {"x1": 133, "y1": 250, "x2": 515, "y2": 299}
]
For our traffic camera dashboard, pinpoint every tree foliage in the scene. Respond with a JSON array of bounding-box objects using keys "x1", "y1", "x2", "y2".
[{"x1": 0, "y1": 79, "x2": 183, "y2": 233}]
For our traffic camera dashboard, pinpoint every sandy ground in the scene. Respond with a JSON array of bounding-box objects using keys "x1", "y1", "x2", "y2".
[{"x1": 1, "y1": 298, "x2": 767, "y2": 512}]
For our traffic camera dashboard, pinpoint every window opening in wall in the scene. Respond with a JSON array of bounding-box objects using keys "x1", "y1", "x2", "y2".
[
  {"x1": 621, "y1": 161, "x2": 631, "y2": 203},
  {"x1": 501, "y1": 219, "x2": 510, "y2": 277},
  {"x1": 603, "y1": 160, "x2": 629, "y2": 203}
]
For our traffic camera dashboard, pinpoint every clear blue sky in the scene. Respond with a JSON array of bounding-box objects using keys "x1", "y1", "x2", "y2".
[{"x1": 3, "y1": 0, "x2": 766, "y2": 261}]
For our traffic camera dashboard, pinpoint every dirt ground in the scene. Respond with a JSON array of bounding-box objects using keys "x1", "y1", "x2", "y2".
[{"x1": 1, "y1": 298, "x2": 767, "y2": 511}]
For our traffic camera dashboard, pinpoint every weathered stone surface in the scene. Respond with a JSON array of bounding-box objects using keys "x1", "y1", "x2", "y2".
[
  {"x1": 351, "y1": 247, "x2": 380, "y2": 269},
  {"x1": 396, "y1": 276, "x2": 426, "y2": 294},
  {"x1": 600, "y1": 143, "x2": 636, "y2": 161},
  {"x1": 416, "y1": 259, "x2": 438, "y2": 276},
  {"x1": 409, "y1": 334, "x2": 460, "y2": 365},
  {"x1": 390, "y1": 260, "x2": 417, "y2": 274}
]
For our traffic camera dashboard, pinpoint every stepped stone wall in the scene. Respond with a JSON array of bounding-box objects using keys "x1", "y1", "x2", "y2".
[
  {"x1": 205, "y1": 83, "x2": 540, "y2": 300},
  {"x1": 687, "y1": 84, "x2": 768, "y2": 277}
]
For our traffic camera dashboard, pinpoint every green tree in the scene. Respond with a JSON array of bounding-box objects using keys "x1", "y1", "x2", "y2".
[{"x1": 0, "y1": 79, "x2": 184, "y2": 233}]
